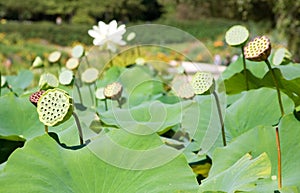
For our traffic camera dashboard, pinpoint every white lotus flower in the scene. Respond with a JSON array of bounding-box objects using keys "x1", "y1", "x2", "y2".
[{"x1": 88, "y1": 20, "x2": 126, "y2": 52}]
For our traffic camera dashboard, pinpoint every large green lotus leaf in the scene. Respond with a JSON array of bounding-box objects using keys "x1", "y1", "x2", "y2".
[
  {"x1": 183, "y1": 94, "x2": 225, "y2": 158},
  {"x1": 96, "y1": 66, "x2": 124, "y2": 87},
  {"x1": 88, "y1": 129, "x2": 184, "y2": 170},
  {"x1": 99, "y1": 100, "x2": 194, "y2": 134},
  {"x1": 279, "y1": 114, "x2": 300, "y2": 189},
  {"x1": 223, "y1": 63, "x2": 300, "y2": 106},
  {"x1": 261, "y1": 68, "x2": 300, "y2": 106},
  {"x1": 202, "y1": 114, "x2": 300, "y2": 192},
  {"x1": 199, "y1": 153, "x2": 271, "y2": 193},
  {"x1": 0, "y1": 93, "x2": 86, "y2": 146},
  {"x1": 118, "y1": 66, "x2": 164, "y2": 107},
  {"x1": 221, "y1": 56, "x2": 267, "y2": 80},
  {"x1": 0, "y1": 93, "x2": 44, "y2": 139},
  {"x1": 223, "y1": 69, "x2": 261, "y2": 93},
  {"x1": 0, "y1": 133, "x2": 199, "y2": 193},
  {"x1": 5, "y1": 70, "x2": 33, "y2": 95},
  {"x1": 52, "y1": 103, "x2": 101, "y2": 146},
  {"x1": 225, "y1": 87, "x2": 294, "y2": 137},
  {"x1": 276, "y1": 63, "x2": 300, "y2": 80}
]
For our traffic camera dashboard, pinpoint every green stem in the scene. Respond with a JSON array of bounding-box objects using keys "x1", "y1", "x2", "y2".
[
  {"x1": 7, "y1": 85, "x2": 18, "y2": 97},
  {"x1": 84, "y1": 55, "x2": 91, "y2": 67},
  {"x1": 104, "y1": 98, "x2": 108, "y2": 111},
  {"x1": 72, "y1": 112, "x2": 84, "y2": 145},
  {"x1": 88, "y1": 84, "x2": 94, "y2": 106},
  {"x1": 212, "y1": 91, "x2": 226, "y2": 146},
  {"x1": 275, "y1": 126, "x2": 282, "y2": 189},
  {"x1": 264, "y1": 59, "x2": 285, "y2": 116},
  {"x1": 136, "y1": 45, "x2": 141, "y2": 57},
  {"x1": 265, "y1": 59, "x2": 283, "y2": 190},
  {"x1": 108, "y1": 50, "x2": 114, "y2": 67},
  {"x1": 0, "y1": 71, "x2": 2, "y2": 96},
  {"x1": 241, "y1": 46, "x2": 249, "y2": 90},
  {"x1": 44, "y1": 125, "x2": 48, "y2": 133},
  {"x1": 94, "y1": 83, "x2": 98, "y2": 107},
  {"x1": 74, "y1": 81, "x2": 83, "y2": 105},
  {"x1": 117, "y1": 98, "x2": 122, "y2": 108}
]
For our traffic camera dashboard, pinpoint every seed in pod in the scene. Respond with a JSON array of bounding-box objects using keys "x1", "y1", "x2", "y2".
[
  {"x1": 103, "y1": 82, "x2": 123, "y2": 100},
  {"x1": 29, "y1": 90, "x2": 45, "y2": 106},
  {"x1": 37, "y1": 88, "x2": 73, "y2": 127},
  {"x1": 244, "y1": 36, "x2": 271, "y2": 62}
]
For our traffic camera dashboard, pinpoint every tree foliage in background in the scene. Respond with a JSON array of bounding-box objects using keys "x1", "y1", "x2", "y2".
[
  {"x1": 0, "y1": 0, "x2": 298, "y2": 60},
  {"x1": 0, "y1": 0, "x2": 162, "y2": 23},
  {"x1": 158, "y1": 0, "x2": 299, "y2": 61},
  {"x1": 274, "y1": 0, "x2": 300, "y2": 62}
]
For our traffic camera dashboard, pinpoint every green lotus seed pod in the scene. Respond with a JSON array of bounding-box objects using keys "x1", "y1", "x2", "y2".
[
  {"x1": 1, "y1": 75, "x2": 6, "y2": 87},
  {"x1": 127, "y1": 32, "x2": 136, "y2": 41},
  {"x1": 225, "y1": 25, "x2": 249, "y2": 47},
  {"x1": 104, "y1": 82, "x2": 123, "y2": 100},
  {"x1": 95, "y1": 87, "x2": 106, "y2": 100},
  {"x1": 32, "y1": 56, "x2": 43, "y2": 68},
  {"x1": 37, "y1": 88, "x2": 73, "y2": 126},
  {"x1": 71, "y1": 45, "x2": 85, "y2": 58},
  {"x1": 244, "y1": 36, "x2": 271, "y2": 62},
  {"x1": 172, "y1": 75, "x2": 194, "y2": 99},
  {"x1": 191, "y1": 72, "x2": 214, "y2": 95},
  {"x1": 272, "y1": 47, "x2": 292, "y2": 65},
  {"x1": 39, "y1": 73, "x2": 59, "y2": 90},
  {"x1": 81, "y1": 68, "x2": 99, "y2": 83},
  {"x1": 48, "y1": 51, "x2": 62, "y2": 63},
  {"x1": 59, "y1": 69, "x2": 74, "y2": 85},
  {"x1": 66, "y1": 57, "x2": 80, "y2": 70}
]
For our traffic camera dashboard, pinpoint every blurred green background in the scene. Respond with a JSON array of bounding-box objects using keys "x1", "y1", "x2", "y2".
[{"x1": 0, "y1": 0, "x2": 299, "y2": 73}]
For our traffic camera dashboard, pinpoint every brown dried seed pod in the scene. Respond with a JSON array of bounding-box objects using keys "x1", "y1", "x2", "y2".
[
  {"x1": 104, "y1": 82, "x2": 123, "y2": 100},
  {"x1": 244, "y1": 36, "x2": 271, "y2": 62}
]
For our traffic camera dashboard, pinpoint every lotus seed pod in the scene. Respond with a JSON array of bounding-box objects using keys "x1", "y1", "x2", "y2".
[
  {"x1": 81, "y1": 68, "x2": 99, "y2": 83},
  {"x1": 126, "y1": 32, "x2": 136, "y2": 41},
  {"x1": 244, "y1": 36, "x2": 271, "y2": 62},
  {"x1": 59, "y1": 69, "x2": 74, "y2": 85},
  {"x1": 29, "y1": 90, "x2": 45, "y2": 106},
  {"x1": 172, "y1": 75, "x2": 195, "y2": 99},
  {"x1": 1, "y1": 75, "x2": 6, "y2": 87},
  {"x1": 104, "y1": 82, "x2": 123, "y2": 100},
  {"x1": 191, "y1": 72, "x2": 214, "y2": 95},
  {"x1": 37, "y1": 88, "x2": 73, "y2": 126},
  {"x1": 71, "y1": 45, "x2": 85, "y2": 58},
  {"x1": 225, "y1": 25, "x2": 249, "y2": 47},
  {"x1": 95, "y1": 87, "x2": 106, "y2": 100},
  {"x1": 39, "y1": 73, "x2": 59, "y2": 90},
  {"x1": 272, "y1": 47, "x2": 292, "y2": 65},
  {"x1": 66, "y1": 57, "x2": 80, "y2": 70},
  {"x1": 48, "y1": 51, "x2": 62, "y2": 63},
  {"x1": 32, "y1": 56, "x2": 43, "y2": 68}
]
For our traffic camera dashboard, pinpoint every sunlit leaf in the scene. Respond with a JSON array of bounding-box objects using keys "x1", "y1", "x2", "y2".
[
  {"x1": 225, "y1": 87, "x2": 294, "y2": 137},
  {"x1": 0, "y1": 133, "x2": 198, "y2": 193},
  {"x1": 199, "y1": 153, "x2": 271, "y2": 193}
]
